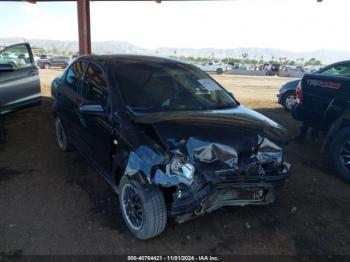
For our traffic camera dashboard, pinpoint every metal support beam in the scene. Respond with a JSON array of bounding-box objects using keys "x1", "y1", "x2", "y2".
[{"x1": 77, "y1": 0, "x2": 91, "y2": 55}]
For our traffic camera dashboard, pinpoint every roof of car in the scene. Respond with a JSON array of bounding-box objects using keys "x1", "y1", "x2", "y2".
[{"x1": 76, "y1": 54, "x2": 183, "y2": 65}]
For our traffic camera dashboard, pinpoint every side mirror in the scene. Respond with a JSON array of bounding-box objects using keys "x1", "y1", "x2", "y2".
[
  {"x1": 79, "y1": 102, "x2": 104, "y2": 115},
  {"x1": 0, "y1": 64, "x2": 14, "y2": 72}
]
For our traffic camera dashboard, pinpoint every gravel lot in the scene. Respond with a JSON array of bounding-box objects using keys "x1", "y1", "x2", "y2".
[{"x1": 1, "y1": 69, "x2": 350, "y2": 257}]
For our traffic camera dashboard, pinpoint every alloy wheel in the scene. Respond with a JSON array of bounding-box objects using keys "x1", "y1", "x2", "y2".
[
  {"x1": 340, "y1": 141, "x2": 350, "y2": 171},
  {"x1": 285, "y1": 94, "x2": 296, "y2": 111},
  {"x1": 121, "y1": 184, "x2": 144, "y2": 230}
]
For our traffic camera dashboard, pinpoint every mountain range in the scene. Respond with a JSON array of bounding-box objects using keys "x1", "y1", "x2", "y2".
[{"x1": 1, "y1": 37, "x2": 349, "y2": 64}]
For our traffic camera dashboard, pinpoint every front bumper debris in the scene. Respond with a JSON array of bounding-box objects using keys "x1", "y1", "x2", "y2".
[{"x1": 170, "y1": 162, "x2": 290, "y2": 223}]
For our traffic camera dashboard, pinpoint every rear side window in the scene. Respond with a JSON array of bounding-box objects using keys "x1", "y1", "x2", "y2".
[
  {"x1": 321, "y1": 63, "x2": 350, "y2": 77},
  {"x1": 65, "y1": 62, "x2": 85, "y2": 91},
  {"x1": 82, "y1": 63, "x2": 108, "y2": 105}
]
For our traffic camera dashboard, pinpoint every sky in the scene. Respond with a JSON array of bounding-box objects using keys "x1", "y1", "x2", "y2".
[{"x1": 0, "y1": 0, "x2": 349, "y2": 53}]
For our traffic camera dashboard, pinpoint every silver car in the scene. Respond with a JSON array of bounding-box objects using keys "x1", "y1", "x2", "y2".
[{"x1": 0, "y1": 42, "x2": 41, "y2": 114}]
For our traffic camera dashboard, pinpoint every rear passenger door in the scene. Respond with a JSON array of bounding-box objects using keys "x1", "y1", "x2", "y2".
[
  {"x1": 78, "y1": 62, "x2": 113, "y2": 176},
  {"x1": 57, "y1": 61, "x2": 86, "y2": 145},
  {"x1": 0, "y1": 43, "x2": 40, "y2": 113}
]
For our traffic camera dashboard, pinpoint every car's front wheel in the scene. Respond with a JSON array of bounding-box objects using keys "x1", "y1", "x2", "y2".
[
  {"x1": 55, "y1": 117, "x2": 73, "y2": 152},
  {"x1": 282, "y1": 91, "x2": 296, "y2": 111},
  {"x1": 329, "y1": 127, "x2": 350, "y2": 183},
  {"x1": 119, "y1": 176, "x2": 167, "y2": 240},
  {"x1": 44, "y1": 63, "x2": 50, "y2": 69}
]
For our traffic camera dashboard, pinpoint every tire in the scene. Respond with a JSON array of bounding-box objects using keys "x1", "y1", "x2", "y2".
[
  {"x1": 119, "y1": 176, "x2": 167, "y2": 240},
  {"x1": 216, "y1": 68, "x2": 223, "y2": 75},
  {"x1": 55, "y1": 117, "x2": 73, "y2": 152},
  {"x1": 329, "y1": 127, "x2": 350, "y2": 183},
  {"x1": 281, "y1": 91, "x2": 296, "y2": 111},
  {"x1": 44, "y1": 63, "x2": 50, "y2": 69}
]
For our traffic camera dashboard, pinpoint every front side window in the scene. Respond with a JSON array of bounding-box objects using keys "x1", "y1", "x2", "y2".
[
  {"x1": 114, "y1": 62, "x2": 237, "y2": 112},
  {"x1": 82, "y1": 63, "x2": 108, "y2": 105},
  {"x1": 321, "y1": 63, "x2": 350, "y2": 76},
  {"x1": 0, "y1": 44, "x2": 33, "y2": 69},
  {"x1": 65, "y1": 61, "x2": 85, "y2": 91}
]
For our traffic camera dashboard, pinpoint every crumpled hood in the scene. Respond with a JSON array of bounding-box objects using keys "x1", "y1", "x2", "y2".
[{"x1": 133, "y1": 105, "x2": 288, "y2": 148}]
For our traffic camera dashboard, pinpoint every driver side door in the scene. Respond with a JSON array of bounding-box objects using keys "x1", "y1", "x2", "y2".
[{"x1": 0, "y1": 43, "x2": 40, "y2": 114}]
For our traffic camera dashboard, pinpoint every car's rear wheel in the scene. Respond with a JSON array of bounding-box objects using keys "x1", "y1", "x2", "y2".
[
  {"x1": 216, "y1": 68, "x2": 223, "y2": 75},
  {"x1": 119, "y1": 176, "x2": 167, "y2": 240},
  {"x1": 55, "y1": 117, "x2": 73, "y2": 152},
  {"x1": 44, "y1": 63, "x2": 50, "y2": 69},
  {"x1": 329, "y1": 127, "x2": 350, "y2": 183},
  {"x1": 282, "y1": 91, "x2": 296, "y2": 111}
]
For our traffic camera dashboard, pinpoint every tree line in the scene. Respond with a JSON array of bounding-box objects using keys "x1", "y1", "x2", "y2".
[
  {"x1": 33, "y1": 47, "x2": 322, "y2": 66},
  {"x1": 173, "y1": 54, "x2": 322, "y2": 66}
]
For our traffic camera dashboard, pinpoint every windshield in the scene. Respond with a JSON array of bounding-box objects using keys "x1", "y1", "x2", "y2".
[{"x1": 114, "y1": 61, "x2": 237, "y2": 112}]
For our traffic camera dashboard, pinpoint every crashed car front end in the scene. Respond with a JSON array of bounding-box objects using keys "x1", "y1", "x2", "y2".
[
  {"x1": 122, "y1": 106, "x2": 290, "y2": 223},
  {"x1": 154, "y1": 136, "x2": 289, "y2": 222}
]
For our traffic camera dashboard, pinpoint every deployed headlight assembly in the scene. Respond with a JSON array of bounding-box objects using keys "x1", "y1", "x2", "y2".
[
  {"x1": 167, "y1": 156, "x2": 195, "y2": 182},
  {"x1": 152, "y1": 156, "x2": 195, "y2": 187}
]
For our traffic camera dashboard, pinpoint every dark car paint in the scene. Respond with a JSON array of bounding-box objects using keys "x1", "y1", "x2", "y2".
[
  {"x1": 0, "y1": 43, "x2": 41, "y2": 114},
  {"x1": 52, "y1": 55, "x2": 290, "y2": 222},
  {"x1": 133, "y1": 106, "x2": 288, "y2": 146}
]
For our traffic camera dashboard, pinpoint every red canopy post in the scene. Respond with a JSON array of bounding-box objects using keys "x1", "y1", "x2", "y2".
[{"x1": 77, "y1": 0, "x2": 91, "y2": 55}]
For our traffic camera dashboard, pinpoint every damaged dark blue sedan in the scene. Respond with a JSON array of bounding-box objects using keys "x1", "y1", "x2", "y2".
[{"x1": 51, "y1": 55, "x2": 290, "y2": 239}]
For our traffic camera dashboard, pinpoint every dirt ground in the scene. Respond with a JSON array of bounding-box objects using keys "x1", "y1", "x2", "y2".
[{"x1": 1, "y1": 69, "x2": 350, "y2": 257}]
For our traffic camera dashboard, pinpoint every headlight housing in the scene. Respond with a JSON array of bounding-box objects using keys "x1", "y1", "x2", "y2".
[{"x1": 166, "y1": 156, "x2": 195, "y2": 182}]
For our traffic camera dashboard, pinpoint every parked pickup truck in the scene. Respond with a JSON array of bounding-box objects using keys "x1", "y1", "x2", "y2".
[
  {"x1": 292, "y1": 70, "x2": 350, "y2": 182},
  {"x1": 195, "y1": 62, "x2": 231, "y2": 74},
  {"x1": 278, "y1": 61, "x2": 350, "y2": 111}
]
